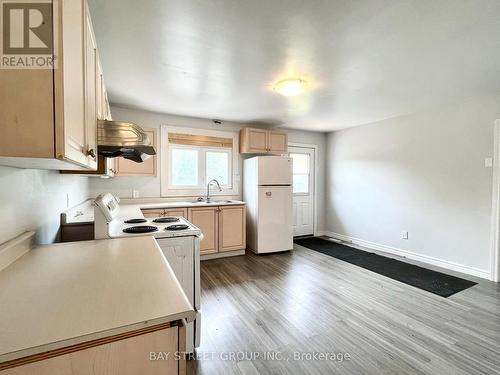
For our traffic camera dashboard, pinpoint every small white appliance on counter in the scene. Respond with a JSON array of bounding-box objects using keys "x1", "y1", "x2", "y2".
[
  {"x1": 93, "y1": 193, "x2": 201, "y2": 352},
  {"x1": 243, "y1": 156, "x2": 293, "y2": 253}
]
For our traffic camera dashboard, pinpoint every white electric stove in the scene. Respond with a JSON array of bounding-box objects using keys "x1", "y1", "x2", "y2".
[{"x1": 94, "y1": 193, "x2": 201, "y2": 352}]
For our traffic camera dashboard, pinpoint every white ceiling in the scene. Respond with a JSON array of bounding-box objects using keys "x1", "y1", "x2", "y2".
[{"x1": 88, "y1": 0, "x2": 500, "y2": 131}]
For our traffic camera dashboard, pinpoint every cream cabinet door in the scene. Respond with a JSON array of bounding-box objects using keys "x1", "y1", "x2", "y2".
[
  {"x1": 115, "y1": 129, "x2": 157, "y2": 176},
  {"x1": 84, "y1": 8, "x2": 98, "y2": 168},
  {"x1": 240, "y1": 128, "x2": 268, "y2": 153},
  {"x1": 218, "y1": 205, "x2": 246, "y2": 252},
  {"x1": 58, "y1": 0, "x2": 89, "y2": 166},
  {"x1": 96, "y1": 58, "x2": 104, "y2": 120},
  {"x1": 268, "y1": 131, "x2": 288, "y2": 154},
  {"x1": 188, "y1": 207, "x2": 218, "y2": 255}
]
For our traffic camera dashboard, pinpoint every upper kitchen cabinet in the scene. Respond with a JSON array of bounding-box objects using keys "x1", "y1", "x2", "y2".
[
  {"x1": 114, "y1": 128, "x2": 158, "y2": 176},
  {"x1": 0, "y1": 0, "x2": 108, "y2": 170},
  {"x1": 239, "y1": 128, "x2": 288, "y2": 155}
]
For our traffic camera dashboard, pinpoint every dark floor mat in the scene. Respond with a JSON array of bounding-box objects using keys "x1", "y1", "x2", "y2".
[{"x1": 294, "y1": 237, "x2": 477, "y2": 297}]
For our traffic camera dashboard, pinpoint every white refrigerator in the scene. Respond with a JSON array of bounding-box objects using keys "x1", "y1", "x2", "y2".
[{"x1": 243, "y1": 156, "x2": 293, "y2": 253}]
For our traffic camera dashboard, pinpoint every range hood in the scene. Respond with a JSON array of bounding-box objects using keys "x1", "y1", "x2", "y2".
[{"x1": 97, "y1": 120, "x2": 156, "y2": 163}]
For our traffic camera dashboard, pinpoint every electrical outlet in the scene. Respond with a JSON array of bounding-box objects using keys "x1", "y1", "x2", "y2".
[
  {"x1": 132, "y1": 190, "x2": 140, "y2": 198},
  {"x1": 485, "y1": 157, "x2": 493, "y2": 168},
  {"x1": 402, "y1": 231, "x2": 409, "y2": 240}
]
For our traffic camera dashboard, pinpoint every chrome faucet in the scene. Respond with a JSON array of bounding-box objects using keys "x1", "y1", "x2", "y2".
[{"x1": 206, "y1": 179, "x2": 222, "y2": 203}]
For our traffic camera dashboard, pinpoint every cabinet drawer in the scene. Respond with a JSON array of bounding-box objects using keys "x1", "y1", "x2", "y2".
[
  {"x1": 141, "y1": 209, "x2": 164, "y2": 218},
  {"x1": 164, "y1": 208, "x2": 188, "y2": 219},
  {"x1": 1, "y1": 325, "x2": 182, "y2": 375}
]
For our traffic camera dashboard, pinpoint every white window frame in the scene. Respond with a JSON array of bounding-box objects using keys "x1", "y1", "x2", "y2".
[
  {"x1": 290, "y1": 152, "x2": 311, "y2": 196},
  {"x1": 167, "y1": 144, "x2": 233, "y2": 190},
  {"x1": 160, "y1": 126, "x2": 239, "y2": 197}
]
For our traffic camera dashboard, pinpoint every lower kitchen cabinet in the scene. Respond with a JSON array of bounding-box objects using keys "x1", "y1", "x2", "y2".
[
  {"x1": 60, "y1": 223, "x2": 94, "y2": 242},
  {"x1": 219, "y1": 205, "x2": 246, "y2": 252},
  {"x1": 141, "y1": 204, "x2": 246, "y2": 256},
  {"x1": 188, "y1": 205, "x2": 246, "y2": 255},
  {"x1": 1, "y1": 324, "x2": 185, "y2": 375},
  {"x1": 188, "y1": 207, "x2": 219, "y2": 255}
]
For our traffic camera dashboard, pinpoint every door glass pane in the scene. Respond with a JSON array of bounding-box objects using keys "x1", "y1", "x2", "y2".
[
  {"x1": 206, "y1": 151, "x2": 229, "y2": 185},
  {"x1": 290, "y1": 153, "x2": 309, "y2": 174},
  {"x1": 293, "y1": 174, "x2": 309, "y2": 193},
  {"x1": 171, "y1": 148, "x2": 198, "y2": 186}
]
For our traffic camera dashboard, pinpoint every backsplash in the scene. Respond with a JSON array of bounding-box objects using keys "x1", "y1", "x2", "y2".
[{"x1": 0, "y1": 166, "x2": 89, "y2": 244}]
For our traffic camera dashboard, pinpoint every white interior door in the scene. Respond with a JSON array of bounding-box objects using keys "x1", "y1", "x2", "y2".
[{"x1": 289, "y1": 146, "x2": 315, "y2": 236}]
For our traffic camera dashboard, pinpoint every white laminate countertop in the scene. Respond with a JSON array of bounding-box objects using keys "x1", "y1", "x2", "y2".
[{"x1": 0, "y1": 236, "x2": 196, "y2": 363}]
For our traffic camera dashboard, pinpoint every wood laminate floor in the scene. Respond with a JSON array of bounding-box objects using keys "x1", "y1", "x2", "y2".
[{"x1": 188, "y1": 243, "x2": 500, "y2": 375}]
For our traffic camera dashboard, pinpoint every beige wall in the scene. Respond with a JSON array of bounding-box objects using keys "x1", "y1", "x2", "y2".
[
  {"x1": 90, "y1": 106, "x2": 328, "y2": 232},
  {"x1": 0, "y1": 167, "x2": 89, "y2": 244},
  {"x1": 325, "y1": 96, "x2": 500, "y2": 277}
]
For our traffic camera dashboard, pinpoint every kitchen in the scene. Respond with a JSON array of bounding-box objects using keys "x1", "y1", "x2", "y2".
[{"x1": 1, "y1": 0, "x2": 500, "y2": 374}]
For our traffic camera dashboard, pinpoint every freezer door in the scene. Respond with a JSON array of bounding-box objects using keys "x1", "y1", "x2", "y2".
[
  {"x1": 256, "y1": 186, "x2": 293, "y2": 253},
  {"x1": 257, "y1": 156, "x2": 292, "y2": 185}
]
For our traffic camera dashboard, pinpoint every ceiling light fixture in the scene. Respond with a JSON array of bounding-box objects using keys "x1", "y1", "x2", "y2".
[{"x1": 274, "y1": 78, "x2": 307, "y2": 97}]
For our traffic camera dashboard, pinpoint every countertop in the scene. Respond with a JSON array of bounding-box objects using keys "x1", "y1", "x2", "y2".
[
  {"x1": 0, "y1": 236, "x2": 195, "y2": 363},
  {"x1": 117, "y1": 199, "x2": 246, "y2": 220},
  {"x1": 62, "y1": 198, "x2": 246, "y2": 224}
]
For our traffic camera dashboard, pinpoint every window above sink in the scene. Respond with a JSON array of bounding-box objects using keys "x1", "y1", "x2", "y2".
[{"x1": 160, "y1": 126, "x2": 240, "y2": 197}]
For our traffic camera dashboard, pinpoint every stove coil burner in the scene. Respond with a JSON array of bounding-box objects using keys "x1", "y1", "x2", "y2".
[
  {"x1": 152, "y1": 217, "x2": 180, "y2": 223},
  {"x1": 124, "y1": 218, "x2": 147, "y2": 224},
  {"x1": 165, "y1": 224, "x2": 190, "y2": 231},
  {"x1": 122, "y1": 225, "x2": 158, "y2": 234}
]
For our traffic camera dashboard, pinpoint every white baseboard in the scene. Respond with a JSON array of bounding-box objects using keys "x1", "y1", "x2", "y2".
[{"x1": 316, "y1": 231, "x2": 491, "y2": 280}]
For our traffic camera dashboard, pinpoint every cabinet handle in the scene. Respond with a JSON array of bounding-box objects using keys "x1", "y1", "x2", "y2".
[{"x1": 86, "y1": 148, "x2": 96, "y2": 158}]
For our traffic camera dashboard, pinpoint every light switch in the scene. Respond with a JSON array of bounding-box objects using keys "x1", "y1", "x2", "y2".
[{"x1": 485, "y1": 158, "x2": 493, "y2": 168}]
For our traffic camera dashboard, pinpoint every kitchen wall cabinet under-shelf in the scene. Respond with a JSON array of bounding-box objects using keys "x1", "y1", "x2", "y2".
[
  {"x1": 239, "y1": 128, "x2": 288, "y2": 155},
  {"x1": 61, "y1": 155, "x2": 116, "y2": 178}
]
